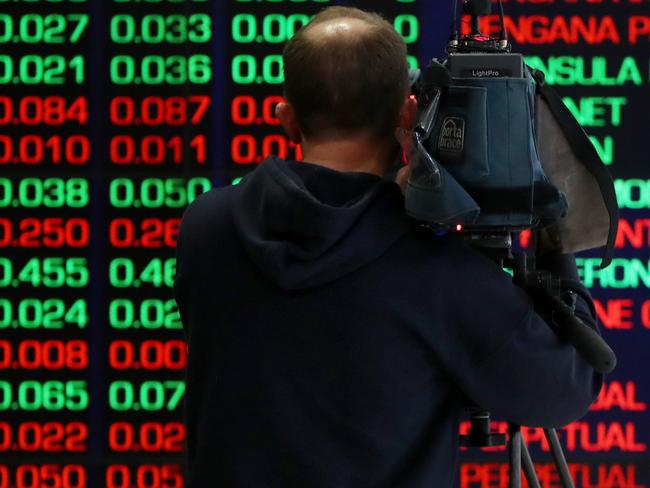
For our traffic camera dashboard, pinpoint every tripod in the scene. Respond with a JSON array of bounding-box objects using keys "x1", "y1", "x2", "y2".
[
  {"x1": 460, "y1": 409, "x2": 574, "y2": 488},
  {"x1": 459, "y1": 237, "x2": 616, "y2": 488}
]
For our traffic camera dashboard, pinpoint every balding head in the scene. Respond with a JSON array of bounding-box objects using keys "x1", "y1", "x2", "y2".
[
  {"x1": 282, "y1": 7, "x2": 409, "y2": 141},
  {"x1": 306, "y1": 17, "x2": 371, "y2": 40}
]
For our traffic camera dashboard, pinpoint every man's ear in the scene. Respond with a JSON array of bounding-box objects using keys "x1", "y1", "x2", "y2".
[
  {"x1": 394, "y1": 95, "x2": 418, "y2": 154},
  {"x1": 398, "y1": 95, "x2": 418, "y2": 132},
  {"x1": 276, "y1": 102, "x2": 302, "y2": 144}
]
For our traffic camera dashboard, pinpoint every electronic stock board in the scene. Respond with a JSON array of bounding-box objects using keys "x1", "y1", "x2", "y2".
[{"x1": 0, "y1": 0, "x2": 648, "y2": 486}]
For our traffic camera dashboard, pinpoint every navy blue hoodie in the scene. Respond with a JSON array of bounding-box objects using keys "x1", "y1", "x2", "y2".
[{"x1": 174, "y1": 156, "x2": 602, "y2": 488}]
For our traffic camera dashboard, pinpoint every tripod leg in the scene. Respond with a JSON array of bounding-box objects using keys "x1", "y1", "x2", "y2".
[
  {"x1": 508, "y1": 424, "x2": 521, "y2": 488},
  {"x1": 521, "y1": 439, "x2": 541, "y2": 488},
  {"x1": 543, "y1": 428, "x2": 575, "y2": 488}
]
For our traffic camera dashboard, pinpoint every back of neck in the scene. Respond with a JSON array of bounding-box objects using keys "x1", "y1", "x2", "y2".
[{"x1": 300, "y1": 136, "x2": 394, "y2": 177}]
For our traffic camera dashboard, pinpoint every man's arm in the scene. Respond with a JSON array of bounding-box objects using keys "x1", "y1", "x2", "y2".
[{"x1": 437, "y1": 246, "x2": 603, "y2": 428}]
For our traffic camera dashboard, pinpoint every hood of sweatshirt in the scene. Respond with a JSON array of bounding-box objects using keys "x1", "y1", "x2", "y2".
[{"x1": 231, "y1": 156, "x2": 412, "y2": 290}]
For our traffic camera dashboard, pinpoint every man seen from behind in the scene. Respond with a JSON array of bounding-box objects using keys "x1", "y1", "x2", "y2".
[{"x1": 174, "y1": 7, "x2": 602, "y2": 487}]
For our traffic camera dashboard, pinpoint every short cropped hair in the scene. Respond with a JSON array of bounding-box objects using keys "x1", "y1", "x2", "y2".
[{"x1": 282, "y1": 7, "x2": 409, "y2": 140}]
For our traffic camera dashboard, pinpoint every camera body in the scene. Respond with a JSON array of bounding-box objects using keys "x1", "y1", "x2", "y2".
[{"x1": 404, "y1": 0, "x2": 568, "y2": 233}]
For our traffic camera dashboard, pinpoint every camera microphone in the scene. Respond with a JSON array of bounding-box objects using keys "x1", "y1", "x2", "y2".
[{"x1": 463, "y1": 0, "x2": 491, "y2": 16}]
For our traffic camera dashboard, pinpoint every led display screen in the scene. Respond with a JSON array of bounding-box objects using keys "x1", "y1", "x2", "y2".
[{"x1": 1, "y1": 0, "x2": 648, "y2": 486}]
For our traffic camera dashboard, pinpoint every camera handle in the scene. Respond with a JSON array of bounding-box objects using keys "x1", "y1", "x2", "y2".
[{"x1": 512, "y1": 252, "x2": 616, "y2": 375}]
